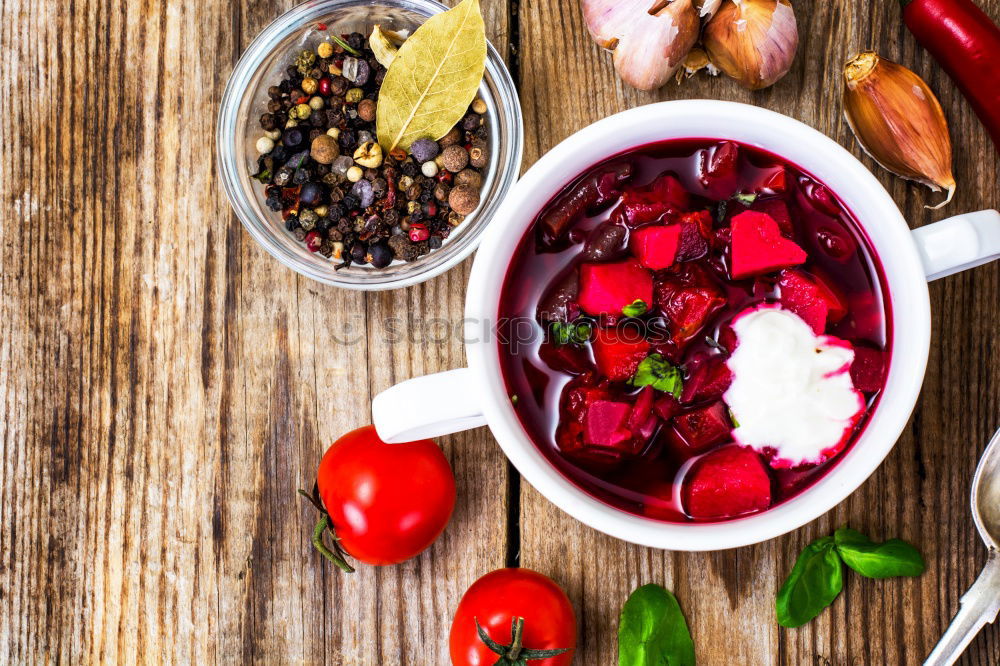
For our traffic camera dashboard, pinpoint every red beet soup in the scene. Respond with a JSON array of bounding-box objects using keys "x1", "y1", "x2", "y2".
[{"x1": 498, "y1": 139, "x2": 892, "y2": 523}]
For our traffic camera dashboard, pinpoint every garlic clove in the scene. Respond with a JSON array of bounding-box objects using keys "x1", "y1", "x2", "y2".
[
  {"x1": 369, "y1": 25, "x2": 399, "y2": 68},
  {"x1": 583, "y1": 0, "x2": 701, "y2": 91},
  {"x1": 675, "y1": 46, "x2": 721, "y2": 83},
  {"x1": 695, "y1": 0, "x2": 723, "y2": 18},
  {"x1": 843, "y1": 51, "x2": 956, "y2": 209},
  {"x1": 703, "y1": 0, "x2": 798, "y2": 91}
]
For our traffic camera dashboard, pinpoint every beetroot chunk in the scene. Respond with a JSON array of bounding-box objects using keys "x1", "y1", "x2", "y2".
[
  {"x1": 671, "y1": 401, "x2": 732, "y2": 455},
  {"x1": 777, "y1": 269, "x2": 830, "y2": 335},
  {"x1": 675, "y1": 211, "x2": 713, "y2": 262},
  {"x1": 850, "y1": 346, "x2": 887, "y2": 393},
  {"x1": 591, "y1": 329, "x2": 650, "y2": 381},
  {"x1": 681, "y1": 356, "x2": 733, "y2": 404},
  {"x1": 778, "y1": 269, "x2": 848, "y2": 335},
  {"x1": 585, "y1": 400, "x2": 634, "y2": 449},
  {"x1": 630, "y1": 225, "x2": 682, "y2": 270},
  {"x1": 685, "y1": 446, "x2": 773, "y2": 519},
  {"x1": 615, "y1": 172, "x2": 691, "y2": 227},
  {"x1": 750, "y1": 198, "x2": 793, "y2": 236},
  {"x1": 654, "y1": 264, "x2": 726, "y2": 346},
  {"x1": 578, "y1": 260, "x2": 653, "y2": 315},
  {"x1": 730, "y1": 211, "x2": 807, "y2": 279},
  {"x1": 556, "y1": 380, "x2": 651, "y2": 462}
]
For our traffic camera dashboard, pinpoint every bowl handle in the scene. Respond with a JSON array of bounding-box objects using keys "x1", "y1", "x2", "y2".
[
  {"x1": 372, "y1": 368, "x2": 487, "y2": 443},
  {"x1": 912, "y1": 210, "x2": 1000, "y2": 281}
]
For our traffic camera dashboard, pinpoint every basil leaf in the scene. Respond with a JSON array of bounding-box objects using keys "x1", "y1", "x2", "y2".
[
  {"x1": 733, "y1": 192, "x2": 758, "y2": 205},
  {"x1": 551, "y1": 320, "x2": 592, "y2": 345},
  {"x1": 619, "y1": 584, "x2": 695, "y2": 666},
  {"x1": 834, "y1": 528, "x2": 926, "y2": 579},
  {"x1": 622, "y1": 299, "x2": 649, "y2": 317},
  {"x1": 630, "y1": 354, "x2": 683, "y2": 398},
  {"x1": 776, "y1": 536, "x2": 844, "y2": 628}
]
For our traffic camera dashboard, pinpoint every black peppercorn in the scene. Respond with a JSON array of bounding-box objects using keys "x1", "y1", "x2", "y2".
[
  {"x1": 282, "y1": 128, "x2": 304, "y2": 148},
  {"x1": 429, "y1": 236, "x2": 443, "y2": 250},
  {"x1": 270, "y1": 145, "x2": 287, "y2": 162},
  {"x1": 367, "y1": 243, "x2": 393, "y2": 268},
  {"x1": 299, "y1": 182, "x2": 325, "y2": 207},
  {"x1": 350, "y1": 242, "x2": 367, "y2": 264},
  {"x1": 338, "y1": 130, "x2": 356, "y2": 149},
  {"x1": 401, "y1": 162, "x2": 419, "y2": 178},
  {"x1": 267, "y1": 100, "x2": 282, "y2": 113},
  {"x1": 292, "y1": 168, "x2": 310, "y2": 185},
  {"x1": 259, "y1": 113, "x2": 277, "y2": 131},
  {"x1": 462, "y1": 113, "x2": 482, "y2": 131}
]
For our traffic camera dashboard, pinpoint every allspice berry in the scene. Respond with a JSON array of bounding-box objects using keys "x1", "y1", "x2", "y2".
[
  {"x1": 441, "y1": 145, "x2": 469, "y2": 173},
  {"x1": 310, "y1": 133, "x2": 340, "y2": 164},
  {"x1": 448, "y1": 184, "x2": 480, "y2": 215},
  {"x1": 439, "y1": 127, "x2": 462, "y2": 147},
  {"x1": 469, "y1": 141, "x2": 489, "y2": 169},
  {"x1": 454, "y1": 169, "x2": 482, "y2": 189},
  {"x1": 357, "y1": 98, "x2": 376, "y2": 122}
]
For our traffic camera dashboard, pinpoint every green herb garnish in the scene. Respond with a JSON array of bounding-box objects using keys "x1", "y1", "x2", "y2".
[
  {"x1": 776, "y1": 528, "x2": 925, "y2": 628},
  {"x1": 622, "y1": 299, "x2": 649, "y2": 317},
  {"x1": 551, "y1": 320, "x2": 592, "y2": 345},
  {"x1": 629, "y1": 354, "x2": 683, "y2": 398},
  {"x1": 619, "y1": 584, "x2": 695, "y2": 666},
  {"x1": 329, "y1": 33, "x2": 362, "y2": 56}
]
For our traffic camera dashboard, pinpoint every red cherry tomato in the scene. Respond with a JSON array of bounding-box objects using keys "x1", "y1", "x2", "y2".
[
  {"x1": 450, "y1": 568, "x2": 576, "y2": 666},
  {"x1": 316, "y1": 425, "x2": 455, "y2": 566}
]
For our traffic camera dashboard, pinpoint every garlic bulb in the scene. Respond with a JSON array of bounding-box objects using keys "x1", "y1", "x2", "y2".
[
  {"x1": 843, "y1": 51, "x2": 956, "y2": 209},
  {"x1": 703, "y1": 0, "x2": 798, "y2": 90},
  {"x1": 582, "y1": 0, "x2": 701, "y2": 91}
]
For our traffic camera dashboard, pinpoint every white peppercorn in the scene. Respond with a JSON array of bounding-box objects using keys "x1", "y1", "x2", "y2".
[{"x1": 256, "y1": 136, "x2": 275, "y2": 154}]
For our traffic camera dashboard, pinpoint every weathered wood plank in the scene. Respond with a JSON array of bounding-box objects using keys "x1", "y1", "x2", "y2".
[
  {"x1": 0, "y1": 0, "x2": 509, "y2": 663},
  {"x1": 516, "y1": 1, "x2": 1000, "y2": 664}
]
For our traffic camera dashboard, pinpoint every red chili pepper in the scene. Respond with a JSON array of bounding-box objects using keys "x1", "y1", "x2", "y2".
[
  {"x1": 900, "y1": 0, "x2": 1000, "y2": 152},
  {"x1": 316, "y1": 22, "x2": 327, "y2": 31}
]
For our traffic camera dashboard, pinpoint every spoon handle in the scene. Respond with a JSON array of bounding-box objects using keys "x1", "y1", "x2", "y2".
[{"x1": 925, "y1": 552, "x2": 1000, "y2": 666}]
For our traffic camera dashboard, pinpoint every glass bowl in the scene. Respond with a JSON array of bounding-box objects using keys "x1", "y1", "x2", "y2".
[{"x1": 217, "y1": 0, "x2": 523, "y2": 290}]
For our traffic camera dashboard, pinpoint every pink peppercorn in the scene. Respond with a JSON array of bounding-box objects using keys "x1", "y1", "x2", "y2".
[
  {"x1": 318, "y1": 77, "x2": 331, "y2": 96},
  {"x1": 305, "y1": 231, "x2": 323, "y2": 252},
  {"x1": 409, "y1": 223, "x2": 430, "y2": 242}
]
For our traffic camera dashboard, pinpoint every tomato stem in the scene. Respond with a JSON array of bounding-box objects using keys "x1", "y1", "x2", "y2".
[
  {"x1": 475, "y1": 617, "x2": 571, "y2": 664},
  {"x1": 507, "y1": 617, "x2": 525, "y2": 660},
  {"x1": 311, "y1": 515, "x2": 356, "y2": 573}
]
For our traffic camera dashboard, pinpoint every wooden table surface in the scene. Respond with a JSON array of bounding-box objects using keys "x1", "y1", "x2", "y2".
[{"x1": 3, "y1": 0, "x2": 999, "y2": 663}]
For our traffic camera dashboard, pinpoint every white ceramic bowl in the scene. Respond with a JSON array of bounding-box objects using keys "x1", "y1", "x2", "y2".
[{"x1": 373, "y1": 101, "x2": 1000, "y2": 550}]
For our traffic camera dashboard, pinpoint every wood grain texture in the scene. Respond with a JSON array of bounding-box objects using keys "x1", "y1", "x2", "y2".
[
  {"x1": 518, "y1": 1, "x2": 1000, "y2": 665},
  {"x1": 0, "y1": 0, "x2": 509, "y2": 663},
  {"x1": 0, "y1": 0, "x2": 998, "y2": 663}
]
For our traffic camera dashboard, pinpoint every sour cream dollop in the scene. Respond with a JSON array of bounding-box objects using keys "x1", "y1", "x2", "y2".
[{"x1": 724, "y1": 305, "x2": 865, "y2": 468}]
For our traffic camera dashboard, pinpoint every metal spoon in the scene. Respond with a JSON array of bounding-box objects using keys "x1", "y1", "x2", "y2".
[{"x1": 925, "y1": 426, "x2": 1000, "y2": 666}]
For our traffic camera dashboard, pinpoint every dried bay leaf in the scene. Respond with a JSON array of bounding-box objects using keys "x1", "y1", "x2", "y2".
[{"x1": 376, "y1": 0, "x2": 486, "y2": 153}]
